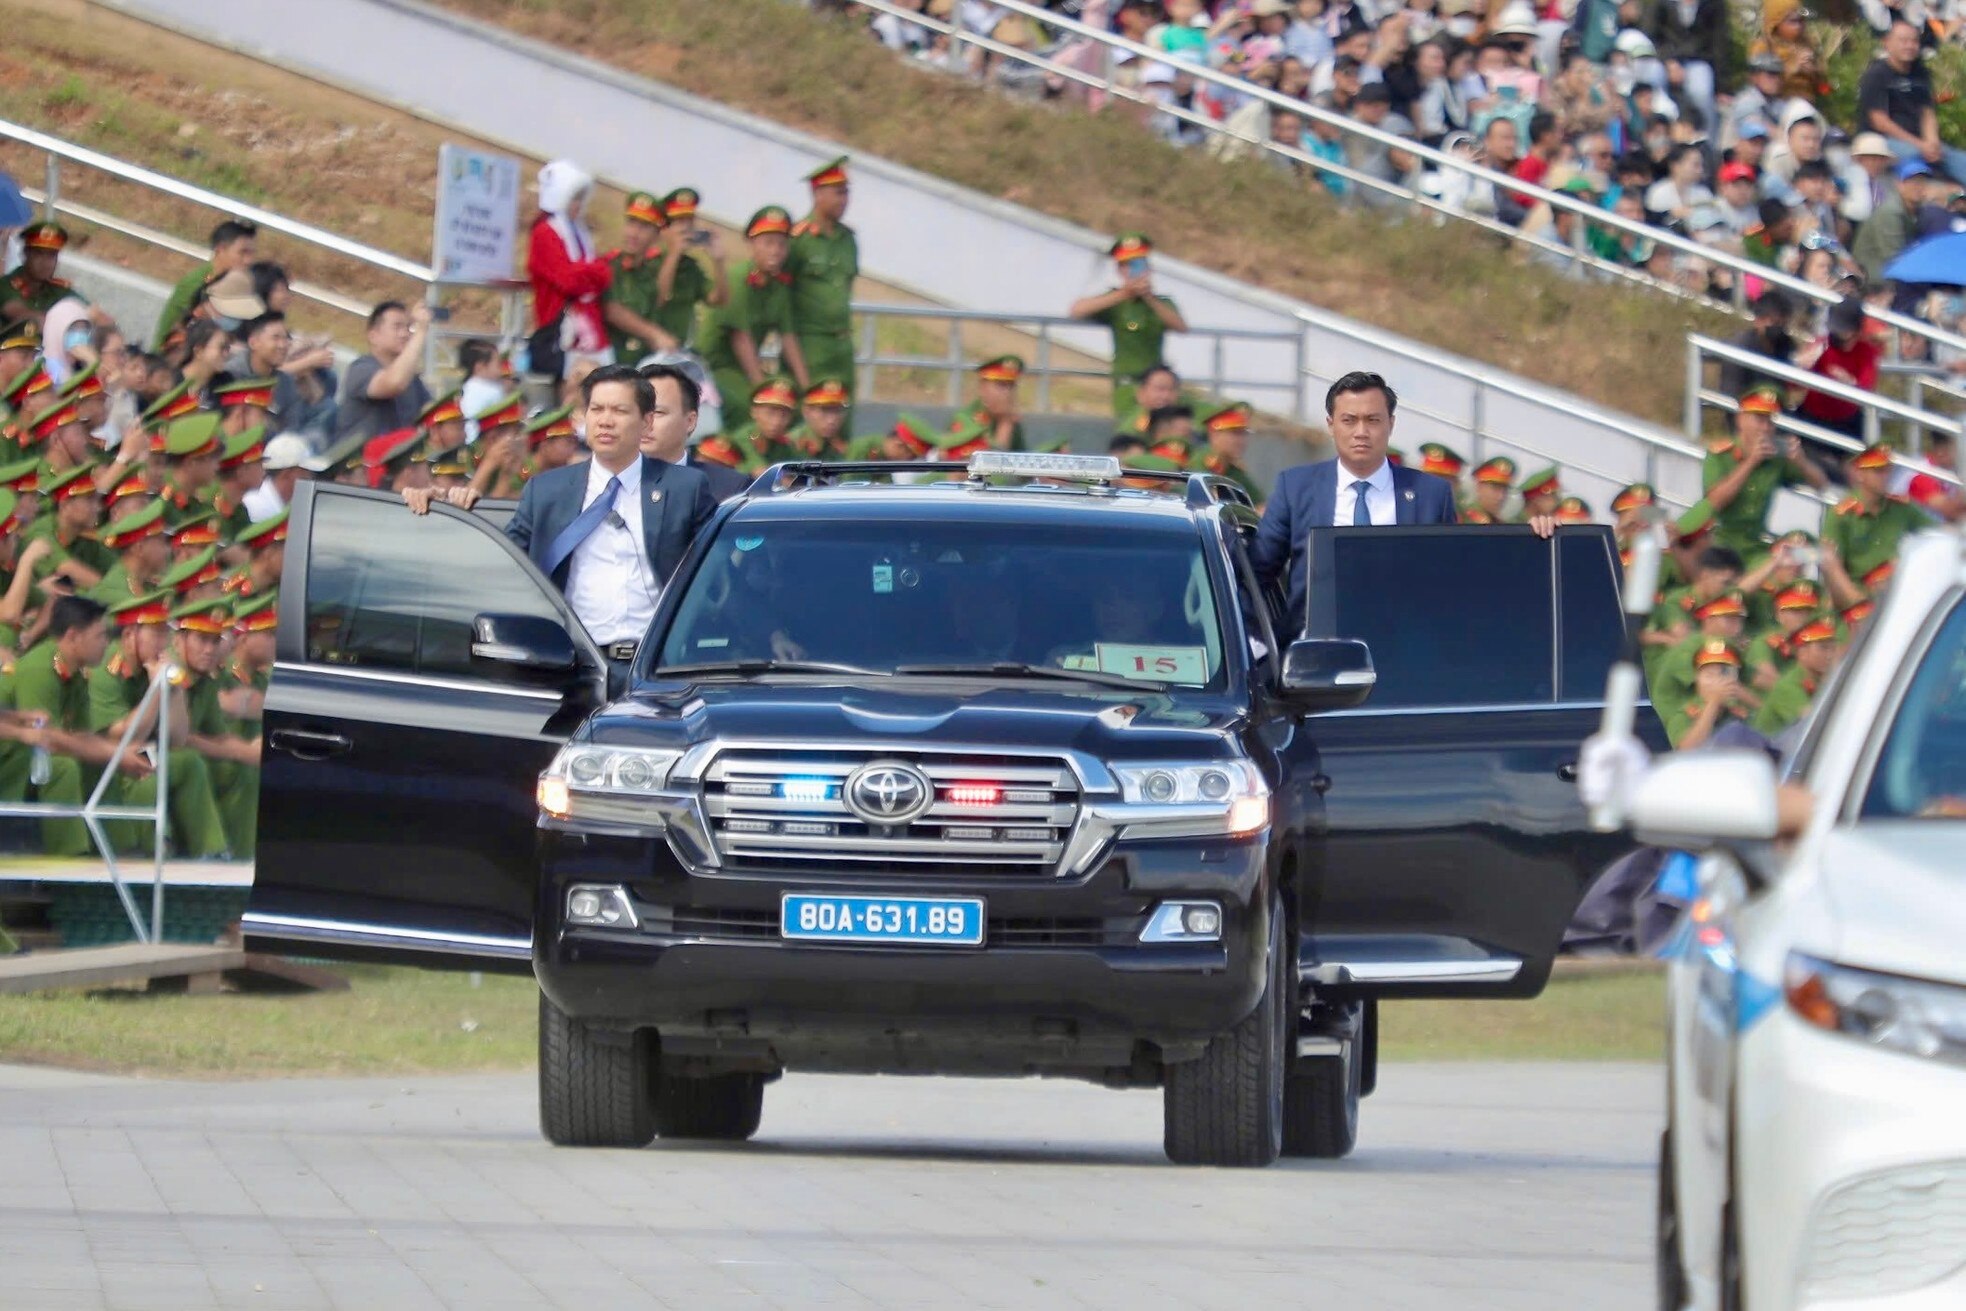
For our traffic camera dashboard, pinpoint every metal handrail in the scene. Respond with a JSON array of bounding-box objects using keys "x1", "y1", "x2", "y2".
[
  {"x1": 2, "y1": 118, "x2": 432, "y2": 281},
  {"x1": 0, "y1": 666, "x2": 173, "y2": 943},
  {"x1": 1687, "y1": 335, "x2": 1966, "y2": 480},
  {"x1": 857, "y1": 0, "x2": 1966, "y2": 360},
  {"x1": 848, "y1": 301, "x2": 1304, "y2": 411}
]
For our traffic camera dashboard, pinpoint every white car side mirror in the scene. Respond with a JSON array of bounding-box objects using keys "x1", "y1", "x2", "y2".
[{"x1": 1629, "y1": 750, "x2": 1782, "y2": 849}]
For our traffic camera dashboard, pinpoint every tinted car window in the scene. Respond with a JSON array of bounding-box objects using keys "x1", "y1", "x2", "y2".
[
  {"x1": 1558, "y1": 532, "x2": 1624, "y2": 701},
  {"x1": 306, "y1": 493, "x2": 566, "y2": 677},
  {"x1": 1307, "y1": 527, "x2": 1555, "y2": 708},
  {"x1": 1861, "y1": 596, "x2": 1966, "y2": 820},
  {"x1": 659, "y1": 516, "x2": 1227, "y2": 687}
]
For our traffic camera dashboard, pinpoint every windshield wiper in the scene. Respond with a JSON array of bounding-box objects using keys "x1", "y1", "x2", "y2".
[
  {"x1": 893, "y1": 661, "x2": 1167, "y2": 692},
  {"x1": 656, "y1": 659, "x2": 883, "y2": 678}
]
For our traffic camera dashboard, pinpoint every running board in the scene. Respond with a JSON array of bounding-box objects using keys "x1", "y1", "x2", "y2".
[{"x1": 1299, "y1": 934, "x2": 1524, "y2": 987}]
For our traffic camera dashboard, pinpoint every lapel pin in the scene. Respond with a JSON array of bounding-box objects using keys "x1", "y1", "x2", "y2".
[
  {"x1": 649, "y1": 489, "x2": 663, "y2": 504},
  {"x1": 1403, "y1": 489, "x2": 1415, "y2": 500}
]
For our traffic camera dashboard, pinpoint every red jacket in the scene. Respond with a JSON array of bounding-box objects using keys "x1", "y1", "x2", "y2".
[
  {"x1": 1798, "y1": 336, "x2": 1880, "y2": 426},
  {"x1": 527, "y1": 215, "x2": 611, "y2": 342}
]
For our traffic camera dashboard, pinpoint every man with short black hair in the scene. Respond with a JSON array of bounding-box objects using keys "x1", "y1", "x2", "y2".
[
  {"x1": 414, "y1": 364, "x2": 717, "y2": 684},
  {"x1": 643, "y1": 361, "x2": 745, "y2": 502},
  {"x1": 1251, "y1": 371, "x2": 1480, "y2": 630},
  {"x1": 1718, "y1": 289, "x2": 1795, "y2": 398},
  {"x1": 236, "y1": 313, "x2": 305, "y2": 435},
  {"x1": 155, "y1": 220, "x2": 258, "y2": 351},
  {"x1": 332, "y1": 301, "x2": 433, "y2": 446}
]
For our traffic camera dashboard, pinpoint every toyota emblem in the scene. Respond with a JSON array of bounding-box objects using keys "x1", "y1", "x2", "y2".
[{"x1": 843, "y1": 761, "x2": 933, "y2": 826}]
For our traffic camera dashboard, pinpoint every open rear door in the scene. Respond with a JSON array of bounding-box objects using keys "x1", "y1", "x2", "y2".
[
  {"x1": 1284, "y1": 525, "x2": 1667, "y2": 997},
  {"x1": 248, "y1": 484, "x2": 605, "y2": 971}
]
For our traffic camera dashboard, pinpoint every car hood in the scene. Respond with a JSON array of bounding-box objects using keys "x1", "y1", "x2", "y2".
[
  {"x1": 1812, "y1": 825, "x2": 1966, "y2": 987},
  {"x1": 587, "y1": 679, "x2": 1247, "y2": 766}
]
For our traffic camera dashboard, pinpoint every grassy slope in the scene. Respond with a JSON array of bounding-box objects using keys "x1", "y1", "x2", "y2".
[
  {"x1": 434, "y1": 0, "x2": 1727, "y2": 425},
  {"x1": 0, "y1": 967, "x2": 1661, "y2": 1078}
]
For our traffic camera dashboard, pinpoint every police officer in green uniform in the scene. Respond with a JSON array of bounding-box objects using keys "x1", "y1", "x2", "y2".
[
  {"x1": 11, "y1": 594, "x2": 155, "y2": 855},
  {"x1": 1824, "y1": 443, "x2": 1931, "y2": 596},
  {"x1": 154, "y1": 412, "x2": 224, "y2": 528},
  {"x1": 212, "y1": 427, "x2": 265, "y2": 541},
  {"x1": 1741, "y1": 529, "x2": 1815, "y2": 630},
  {"x1": 793, "y1": 379, "x2": 853, "y2": 458},
  {"x1": 215, "y1": 591, "x2": 274, "y2": 857},
  {"x1": 1702, "y1": 387, "x2": 1832, "y2": 559},
  {"x1": 1463, "y1": 456, "x2": 1516, "y2": 524},
  {"x1": 702, "y1": 207, "x2": 808, "y2": 422},
  {"x1": 603, "y1": 192, "x2": 679, "y2": 363},
  {"x1": 86, "y1": 588, "x2": 228, "y2": 856},
  {"x1": 1751, "y1": 616, "x2": 1840, "y2": 737},
  {"x1": 167, "y1": 596, "x2": 254, "y2": 858},
  {"x1": 787, "y1": 158, "x2": 859, "y2": 413},
  {"x1": 0, "y1": 318, "x2": 39, "y2": 399},
  {"x1": 3, "y1": 222, "x2": 85, "y2": 320},
  {"x1": 222, "y1": 511, "x2": 287, "y2": 607},
  {"x1": 954, "y1": 355, "x2": 1026, "y2": 452},
  {"x1": 1744, "y1": 578, "x2": 1820, "y2": 692},
  {"x1": 1643, "y1": 518, "x2": 1740, "y2": 691},
  {"x1": 1194, "y1": 402, "x2": 1262, "y2": 502},
  {"x1": 86, "y1": 500, "x2": 171, "y2": 607},
  {"x1": 1676, "y1": 638, "x2": 1755, "y2": 749},
  {"x1": 1513, "y1": 466, "x2": 1563, "y2": 523},
  {"x1": 26, "y1": 462, "x2": 111, "y2": 590},
  {"x1": 1654, "y1": 591, "x2": 1753, "y2": 743},
  {"x1": 728, "y1": 378, "x2": 802, "y2": 465},
  {"x1": 1069, "y1": 233, "x2": 1190, "y2": 423},
  {"x1": 650, "y1": 188, "x2": 728, "y2": 350}
]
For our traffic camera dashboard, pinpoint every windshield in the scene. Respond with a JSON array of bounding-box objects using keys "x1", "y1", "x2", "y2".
[
  {"x1": 657, "y1": 516, "x2": 1227, "y2": 688},
  {"x1": 1861, "y1": 595, "x2": 1966, "y2": 820}
]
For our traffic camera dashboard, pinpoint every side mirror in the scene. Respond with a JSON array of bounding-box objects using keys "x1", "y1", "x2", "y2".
[
  {"x1": 471, "y1": 613, "x2": 578, "y2": 677},
  {"x1": 1279, "y1": 638, "x2": 1375, "y2": 712},
  {"x1": 1629, "y1": 751, "x2": 1781, "y2": 849}
]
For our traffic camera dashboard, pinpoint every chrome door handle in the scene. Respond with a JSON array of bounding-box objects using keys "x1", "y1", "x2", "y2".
[{"x1": 269, "y1": 729, "x2": 352, "y2": 761}]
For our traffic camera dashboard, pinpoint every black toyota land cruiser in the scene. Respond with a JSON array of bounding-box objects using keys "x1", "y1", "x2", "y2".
[{"x1": 248, "y1": 452, "x2": 1664, "y2": 1167}]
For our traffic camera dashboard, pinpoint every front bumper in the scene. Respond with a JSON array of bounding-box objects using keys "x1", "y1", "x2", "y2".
[
  {"x1": 1738, "y1": 1010, "x2": 1966, "y2": 1310},
  {"x1": 533, "y1": 830, "x2": 1272, "y2": 1068}
]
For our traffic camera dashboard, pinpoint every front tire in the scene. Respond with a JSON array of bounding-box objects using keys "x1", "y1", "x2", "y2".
[
  {"x1": 1162, "y1": 899, "x2": 1287, "y2": 1167},
  {"x1": 654, "y1": 1072, "x2": 765, "y2": 1141},
  {"x1": 537, "y1": 992, "x2": 656, "y2": 1148}
]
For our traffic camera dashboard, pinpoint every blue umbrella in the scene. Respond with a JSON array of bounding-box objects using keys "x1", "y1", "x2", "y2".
[
  {"x1": 1883, "y1": 230, "x2": 1966, "y2": 286},
  {"x1": 0, "y1": 172, "x2": 32, "y2": 229}
]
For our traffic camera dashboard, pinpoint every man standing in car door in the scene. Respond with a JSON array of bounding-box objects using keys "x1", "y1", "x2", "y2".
[
  {"x1": 411, "y1": 364, "x2": 716, "y2": 686},
  {"x1": 1251, "y1": 371, "x2": 1554, "y2": 634}
]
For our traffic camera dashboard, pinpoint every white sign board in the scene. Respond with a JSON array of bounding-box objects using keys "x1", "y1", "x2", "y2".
[{"x1": 433, "y1": 144, "x2": 521, "y2": 284}]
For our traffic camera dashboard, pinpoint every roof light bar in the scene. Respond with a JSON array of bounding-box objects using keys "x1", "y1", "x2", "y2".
[{"x1": 968, "y1": 451, "x2": 1123, "y2": 481}]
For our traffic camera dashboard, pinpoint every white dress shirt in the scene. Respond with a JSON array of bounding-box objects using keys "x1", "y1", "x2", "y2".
[
  {"x1": 243, "y1": 479, "x2": 287, "y2": 523},
  {"x1": 1332, "y1": 459, "x2": 1397, "y2": 526},
  {"x1": 566, "y1": 456, "x2": 657, "y2": 646}
]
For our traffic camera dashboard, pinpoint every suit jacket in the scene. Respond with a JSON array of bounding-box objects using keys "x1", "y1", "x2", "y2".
[
  {"x1": 687, "y1": 448, "x2": 752, "y2": 503},
  {"x1": 1249, "y1": 458, "x2": 1459, "y2": 632},
  {"x1": 504, "y1": 455, "x2": 718, "y2": 598}
]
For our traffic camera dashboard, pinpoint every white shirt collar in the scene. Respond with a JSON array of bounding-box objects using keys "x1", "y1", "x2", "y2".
[
  {"x1": 587, "y1": 454, "x2": 643, "y2": 498},
  {"x1": 1339, "y1": 459, "x2": 1394, "y2": 494}
]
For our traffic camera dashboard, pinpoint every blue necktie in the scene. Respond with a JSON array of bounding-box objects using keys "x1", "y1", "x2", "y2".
[
  {"x1": 543, "y1": 476, "x2": 621, "y2": 577},
  {"x1": 1351, "y1": 480, "x2": 1371, "y2": 526}
]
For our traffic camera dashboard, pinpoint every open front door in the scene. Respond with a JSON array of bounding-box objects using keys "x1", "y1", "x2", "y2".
[
  {"x1": 248, "y1": 484, "x2": 605, "y2": 971},
  {"x1": 1284, "y1": 525, "x2": 1667, "y2": 997}
]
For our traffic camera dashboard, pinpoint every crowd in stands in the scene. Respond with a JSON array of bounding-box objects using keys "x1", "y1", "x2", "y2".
[{"x1": 850, "y1": 2, "x2": 1966, "y2": 342}]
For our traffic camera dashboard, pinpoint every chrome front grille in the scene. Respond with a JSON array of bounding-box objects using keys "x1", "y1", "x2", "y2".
[{"x1": 702, "y1": 749, "x2": 1080, "y2": 874}]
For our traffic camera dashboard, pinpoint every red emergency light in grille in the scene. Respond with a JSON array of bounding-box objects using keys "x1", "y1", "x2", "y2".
[{"x1": 944, "y1": 783, "x2": 1003, "y2": 807}]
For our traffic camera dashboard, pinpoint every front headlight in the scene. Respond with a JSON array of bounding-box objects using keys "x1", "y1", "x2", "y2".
[
  {"x1": 1785, "y1": 952, "x2": 1966, "y2": 1068},
  {"x1": 1110, "y1": 761, "x2": 1271, "y2": 836},
  {"x1": 538, "y1": 743, "x2": 684, "y2": 818}
]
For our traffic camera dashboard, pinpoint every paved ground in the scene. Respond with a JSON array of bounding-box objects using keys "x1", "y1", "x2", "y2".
[{"x1": 0, "y1": 1059, "x2": 1659, "y2": 1310}]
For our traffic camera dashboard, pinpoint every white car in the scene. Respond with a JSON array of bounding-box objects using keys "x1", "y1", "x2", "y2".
[{"x1": 1638, "y1": 527, "x2": 1966, "y2": 1311}]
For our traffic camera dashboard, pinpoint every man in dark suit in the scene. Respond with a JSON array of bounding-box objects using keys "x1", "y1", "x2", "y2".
[
  {"x1": 414, "y1": 364, "x2": 718, "y2": 683},
  {"x1": 1251, "y1": 370, "x2": 1552, "y2": 631}
]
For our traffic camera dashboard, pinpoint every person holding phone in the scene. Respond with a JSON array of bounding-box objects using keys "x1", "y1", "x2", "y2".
[
  {"x1": 1068, "y1": 232, "x2": 1189, "y2": 425},
  {"x1": 650, "y1": 188, "x2": 726, "y2": 353}
]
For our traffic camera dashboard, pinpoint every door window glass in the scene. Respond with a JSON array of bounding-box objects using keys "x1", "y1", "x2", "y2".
[
  {"x1": 1558, "y1": 533, "x2": 1624, "y2": 702},
  {"x1": 1860, "y1": 596, "x2": 1966, "y2": 820},
  {"x1": 305, "y1": 493, "x2": 568, "y2": 677},
  {"x1": 1308, "y1": 528, "x2": 1555, "y2": 708}
]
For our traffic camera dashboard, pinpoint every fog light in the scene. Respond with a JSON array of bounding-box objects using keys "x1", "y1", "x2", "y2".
[
  {"x1": 1141, "y1": 900, "x2": 1223, "y2": 943},
  {"x1": 566, "y1": 884, "x2": 638, "y2": 929}
]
